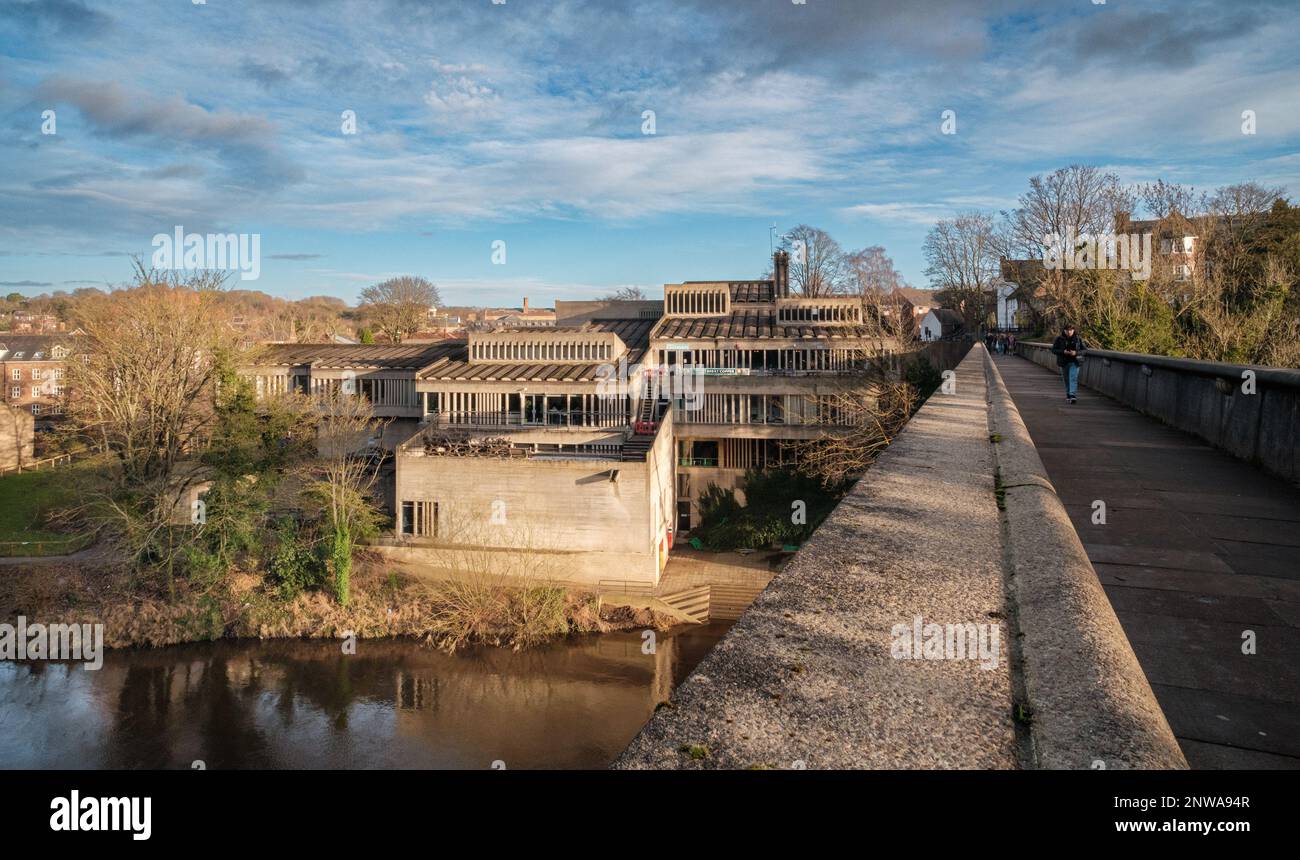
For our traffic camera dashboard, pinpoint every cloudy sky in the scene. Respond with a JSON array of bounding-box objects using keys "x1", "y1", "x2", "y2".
[{"x1": 1, "y1": 0, "x2": 1297, "y2": 305}]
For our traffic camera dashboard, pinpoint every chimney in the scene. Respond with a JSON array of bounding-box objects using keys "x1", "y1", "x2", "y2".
[
  {"x1": 522, "y1": 296, "x2": 529, "y2": 311},
  {"x1": 773, "y1": 250, "x2": 790, "y2": 298}
]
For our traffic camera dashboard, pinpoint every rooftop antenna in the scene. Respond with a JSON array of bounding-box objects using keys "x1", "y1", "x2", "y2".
[{"x1": 768, "y1": 224, "x2": 778, "y2": 256}]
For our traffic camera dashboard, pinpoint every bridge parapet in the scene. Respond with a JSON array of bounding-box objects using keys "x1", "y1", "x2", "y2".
[
  {"x1": 1018, "y1": 341, "x2": 1300, "y2": 482},
  {"x1": 615, "y1": 344, "x2": 1186, "y2": 769}
]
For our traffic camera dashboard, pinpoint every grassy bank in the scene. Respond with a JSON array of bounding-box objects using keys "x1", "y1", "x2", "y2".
[
  {"x1": 0, "y1": 460, "x2": 98, "y2": 557},
  {"x1": 0, "y1": 553, "x2": 681, "y2": 652}
]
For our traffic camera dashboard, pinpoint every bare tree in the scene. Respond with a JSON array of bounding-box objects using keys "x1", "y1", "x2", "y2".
[
  {"x1": 922, "y1": 212, "x2": 1001, "y2": 329},
  {"x1": 298, "y1": 389, "x2": 390, "y2": 605},
  {"x1": 1004, "y1": 165, "x2": 1134, "y2": 257},
  {"x1": 778, "y1": 225, "x2": 851, "y2": 296},
  {"x1": 358, "y1": 276, "x2": 442, "y2": 343},
  {"x1": 1205, "y1": 182, "x2": 1288, "y2": 224},
  {"x1": 846, "y1": 245, "x2": 907, "y2": 299},
  {"x1": 600, "y1": 286, "x2": 648, "y2": 301},
  {"x1": 791, "y1": 373, "x2": 919, "y2": 485},
  {"x1": 63, "y1": 262, "x2": 241, "y2": 575},
  {"x1": 1138, "y1": 179, "x2": 1205, "y2": 220}
]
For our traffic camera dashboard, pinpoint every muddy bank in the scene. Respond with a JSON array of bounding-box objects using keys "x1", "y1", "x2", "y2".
[{"x1": 0, "y1": 554, "x2": 682, "y2": 651}]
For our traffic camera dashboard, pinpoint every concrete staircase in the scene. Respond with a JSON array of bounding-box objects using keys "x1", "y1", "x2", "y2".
[
  {"x1": 621, "y1": 396, "x2": 660, "y2": 461},
  {"x1": 707, "y1": 582, "x2": 768, "y2": 620},
  {"x1": 658, "y1": 584, "x2": 711, "y2": 623}
]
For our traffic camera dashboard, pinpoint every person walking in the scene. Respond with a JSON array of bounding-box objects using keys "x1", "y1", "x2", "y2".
[{"x1": 1051, "y1": 324, "x2": 1086, "y2": 403}]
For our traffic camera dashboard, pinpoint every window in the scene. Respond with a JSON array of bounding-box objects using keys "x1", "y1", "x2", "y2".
[
  {"x1": 9, "y1": 386, "x2": 18, "y2": 398},
  {"x1": 31, "y1": 369, "x2": 41, "y2": 381},
  {"x1": 54, "y1": 369, "x2": 63, "y2": 379},
  {"x1": 31, "y1": 403, "x2": 41, "y2": 416},
  {"x1": 9, "y1": 369, "x2": 18, "y2": 381},
  {"x1": 401, "y1": 501, "x2": 439, "y2": 537},
  {"x1": 31, "y1": 386, "x2": 40, "y2": 397}
]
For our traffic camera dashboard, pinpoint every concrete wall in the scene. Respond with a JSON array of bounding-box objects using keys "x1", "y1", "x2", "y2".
[
  {"x1": 616, "y1": 344, "x2": 1185, "y2": 769},
  {"x1": 1019, "y1": 341, "x2": 1300, "y2": 483},
  {"x1": 617, "y1": 345, "x2": 1022, "y2": 768},
  {"x1": 554, "y1": 300, "x2": 662, "y2": 324},
  {"x1": 386, "y1": 424, "x2": 674, "y2": 586}
]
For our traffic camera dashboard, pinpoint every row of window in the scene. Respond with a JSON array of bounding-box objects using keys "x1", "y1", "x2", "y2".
[
  {"x1": 675, "y1": 393, "x2": 867, "y2": 426},
  {"x1": 0, "y1": 346, "x2": 69, "y2": 361},
  {"x1": 9, "y1": 368, "x2": 63, "y2": 381},
  {"x1": 11, "y1": 386, "x2": 63, "y2": 398},
  {"x1": 656, "y1": 347, "x2": 868, "y2": 371},
  {"x1": 470, "y1": 339, "x2": 615, "y2": 363}
]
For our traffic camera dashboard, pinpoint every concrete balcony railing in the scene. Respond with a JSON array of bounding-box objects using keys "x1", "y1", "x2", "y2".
[
  {"x1": 420, "y1": 410, "x2": 630, "y2": 431},
  {"x1": 1018, "y1": 341, "x2": 1300, "y2": 482}
]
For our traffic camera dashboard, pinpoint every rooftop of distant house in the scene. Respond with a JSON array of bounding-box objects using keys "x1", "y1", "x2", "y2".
[{"x1": 0, "y1": 334, "x2": 79, "y2": 360}]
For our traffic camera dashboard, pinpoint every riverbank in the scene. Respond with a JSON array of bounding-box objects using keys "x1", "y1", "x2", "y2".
[{"x1": 0, "y1": 551, "x2": 684, "y2": 652}]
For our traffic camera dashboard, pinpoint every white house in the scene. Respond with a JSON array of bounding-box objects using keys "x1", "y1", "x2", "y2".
[
  {"x1": 994, "y1": 281, "x2": 1019, "y2": 330},
  {"x1": 919, "y1": 308, "x2": 963, "y2": 342}
]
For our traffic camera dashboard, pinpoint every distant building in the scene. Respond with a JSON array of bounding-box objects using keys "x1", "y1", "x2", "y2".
[
  {"x1": 0, "y1": 335, "x2": 79, "y2": 427},
  {"x1": 242, "y1": 252, "x2": 896, "y2": 587},
  {"x1": 919, "y1": 308, "x2": 963, "y2": 342},
  {"x1": 1114, "y1": 211, "x2": 1200, "y2": 282},
  {"x1": 483, "y1": 297, "x2": 555, "y2": 328},
  {"x1": 880, "y1": 287, "x2": 939, "y2": 339}
]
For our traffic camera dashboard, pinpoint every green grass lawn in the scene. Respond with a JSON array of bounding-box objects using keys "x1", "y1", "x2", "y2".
[{"x1": 0, "y1": 460, "x2": 100, "y2": 555}]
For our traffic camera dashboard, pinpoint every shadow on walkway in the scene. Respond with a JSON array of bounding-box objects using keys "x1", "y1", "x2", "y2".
[{"x1": 995, "y1": 353, "x2": 1300, "y2": 769}]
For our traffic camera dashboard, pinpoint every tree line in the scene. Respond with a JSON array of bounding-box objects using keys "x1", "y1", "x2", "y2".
[{"x1": 919, "y1": 165, "x2": 1299, "y2": 367}]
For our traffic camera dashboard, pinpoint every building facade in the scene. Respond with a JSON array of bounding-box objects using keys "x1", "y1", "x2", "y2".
[
  {"x1": 244, "y1": 252, "x2": 891, "y2": 587},
  {"x1": 0, "y1": 335, "x2": 77, "y2": 427}
]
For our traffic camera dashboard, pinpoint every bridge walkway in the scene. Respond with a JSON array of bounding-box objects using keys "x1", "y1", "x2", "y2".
[{"x1": 994, "y1": 353, "x2": 1300, "y2": 768}]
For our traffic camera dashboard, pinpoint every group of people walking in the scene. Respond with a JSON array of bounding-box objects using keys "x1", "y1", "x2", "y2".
[{"x1": 985, "y1": 331, "x2": 1017, "y2": 354}]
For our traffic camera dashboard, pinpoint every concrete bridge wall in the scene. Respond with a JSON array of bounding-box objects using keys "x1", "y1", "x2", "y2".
[
  {"x1": 1019, "y1": 341, "x2": 1300, "y2": 483},
  {"x1": 616, "y1": 344, "x2": 1185, "y2": 769}
]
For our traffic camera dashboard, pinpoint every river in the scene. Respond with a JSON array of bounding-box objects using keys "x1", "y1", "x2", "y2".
[{"x1": 0, "y1": 623, "x2": 730, "y2": 769}]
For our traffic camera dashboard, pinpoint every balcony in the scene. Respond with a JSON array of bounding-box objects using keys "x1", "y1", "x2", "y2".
[{"x1": 421, "y1": 410, "x2": 628, "y2": 430}]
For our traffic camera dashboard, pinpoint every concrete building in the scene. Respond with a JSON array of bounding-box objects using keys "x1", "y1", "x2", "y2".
[
  {"x1": 244, "y1": 252, "x2": 890, "y2": 588},
  {"x1": 648, "y1": 251, "x2": 891, "y2": 529}
]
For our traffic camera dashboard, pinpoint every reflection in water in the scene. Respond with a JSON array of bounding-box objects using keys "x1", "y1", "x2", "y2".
[{"x1": 0, "y1": 624, "x2": 730, "y2": 769}]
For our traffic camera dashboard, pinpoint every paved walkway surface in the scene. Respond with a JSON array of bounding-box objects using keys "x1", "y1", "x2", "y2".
[{"x1": 995, "y1": 354, "x2": 1300, "y2": 769}]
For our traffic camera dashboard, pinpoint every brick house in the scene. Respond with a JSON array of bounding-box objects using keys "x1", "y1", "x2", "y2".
[{"x1": 0, "y1": 334, "x2": 79, "y2": 427}]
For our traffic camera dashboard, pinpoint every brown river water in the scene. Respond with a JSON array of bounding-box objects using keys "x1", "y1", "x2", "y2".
[{"x1": 0, "y1": 623, "x2": 730, "y2": 769}]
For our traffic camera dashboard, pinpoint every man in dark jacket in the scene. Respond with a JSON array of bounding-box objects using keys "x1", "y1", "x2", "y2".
[{"x1": 1051, "y1": 324, "x2": 1086, "y2": 403}]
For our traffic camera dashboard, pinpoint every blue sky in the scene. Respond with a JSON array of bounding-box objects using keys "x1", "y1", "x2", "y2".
[{"x1": 1, "y1": 0, "x2": 1297, "y2": 306}]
